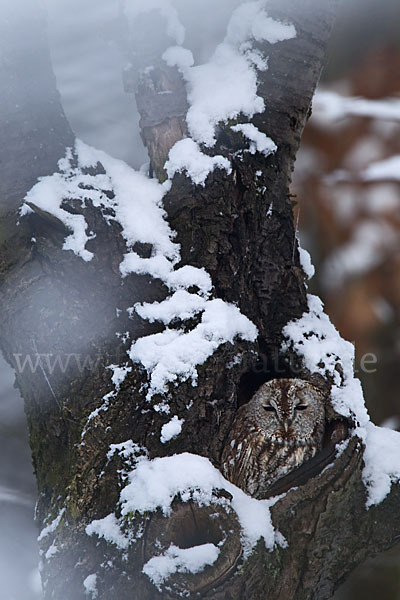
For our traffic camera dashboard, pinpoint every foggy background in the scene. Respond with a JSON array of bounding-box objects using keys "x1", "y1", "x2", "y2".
[{"x1": 0, "y1": 0, "x2": 399, "y2": 598}]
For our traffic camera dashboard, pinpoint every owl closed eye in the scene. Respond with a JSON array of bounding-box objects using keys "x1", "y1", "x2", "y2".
[{"x1": 221, "y1": 378, "x2": 325, "y2": 498}]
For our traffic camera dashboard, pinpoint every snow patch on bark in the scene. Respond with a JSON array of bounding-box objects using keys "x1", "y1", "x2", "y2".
[
  {"x1": 231, "y1": 123, "x2": 277, "y2": 156},
  {"x1": 165, "y1": 138, "x2": 231, "y2": 185},
  {"x1": 86, "y1": 513, "x2": 130, "y2": 551},
  {"x1": 129, "y1": 299, "x2": 257, "y2": 400},
  {"x1": 163, "y1": 0, "x2": 294, "y2": 152},
  {"x1": 160, "y1": 416, "x2": 184, "y2": 443},
  {"x1": 38, "y1": 508, "x2": 66, "y2": 543},
  {"x1": 143, "y1": 543, "x2": 220, "y2": 588},
  {"x1": 83, "y1": 574, "x2": 98, "y2": 599},
  {"x1": 298, "y1": 247, "x2": 315, "y2": 280}
]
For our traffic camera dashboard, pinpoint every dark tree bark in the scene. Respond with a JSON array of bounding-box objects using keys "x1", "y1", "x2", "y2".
[{"x1": 0, "y1": 1, "x2": 398, "y2": 599}]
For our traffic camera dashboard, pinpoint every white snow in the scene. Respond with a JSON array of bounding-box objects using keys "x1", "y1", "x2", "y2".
[
  {"x1": 371, "y1": 296, "x2": 394, "y2": 324},
  {"x1": 282, "y1": 294, "x2": 400, "y2": 507},
  {"x1": 20, "y1": 139, "x2": 179, "y2": 269},
  {"x1": 183, "y1": 43, "x2": 266, "y2": 147},
  {"x1": 44, "y1": 542, "x2": 59, "y2": 560},
  {"x1": 82, "y1": 364, "x2": 137, "y2": 442},
  {"x1": 160, "y1": 416, "x2": 184, "y2": 443},
  {"x1": 20, "y1": 173, "x2": 95, "y2": 262},
  {"x1": 82, "y1": 393, "x2": 113, "y2": 437},
  {"x1": 143, "y1": 543, "x2": 220, "y2": 588},
  {"x1": 86, "y1": 451, "x2": 284, "y2": 570},
  {"x1": 363, "y1": 184, "x2": 399, "y2": 213},
  {"x1": 107, "y1": 440, "x2": 147, "y2": 462},
  {"x1": 0, "y1": 485, "x2": 31, "y2": 506},
  {"x1": 83, "y1": 573, "x2": 98, "y2": 598},
  {"x1": 129, "y1": 299, "x2": 258, "y2": 399},
  {"x1": 86, "y1": 513, "x2": 130, "y2": 550},
  {"x1": 119, "y1": 452, "x2": 282, "y2": 553},
  {"x1": 135, "y1": 290, "x2": 207, "y2": 324},
  {"x1": 380, "y1": 415, "x2": 400, "y2": 430},
  {"x1": 38, "y1": 508, "x2": 66, "y2": 543},
  {"x1": 166, "y1": 265, "x2": 212, "y2": 295},
  {"x1": 282, "y1": 294, "x2": 368, "y2": 423},
  {"x1": 122, "y1": 258, "x2": 213, "y2": 296},
  {"x1": 362, "y1": 422, "x2": 400, "y2": 507},
  {"x1": 21, "y1": 143, "x2": 259, "y2": 407},
  {"x1": 165, "y1": 138, "x2": 231, "y2": 186},
  {"x1": 163, "y1": 1, "x2": 295, "y2": 149},
  {"x1": 231, "y1": 123, "x2": 277, "y2": 156},
  {"x1": 162, "y1": 45, "x2": 194, "y2": 71},
  {"x1": 75, "y1": 139, "x2": 179, "y2": 264},
  {"x1": 298, "y1": 247, "x2": 315, "y2": 280},
  {"x1": 107, "y1": 364, "x2": 132, "y2": 391},
  {"x1": 343, "y1": 136, "x2": 385, "y2": 171},
  {"x1": 120, "y1": 253, "x2": 173, "y2": 281},
  {"x1": 226, "y1": 1, "x2": 296, "y2": 46}
]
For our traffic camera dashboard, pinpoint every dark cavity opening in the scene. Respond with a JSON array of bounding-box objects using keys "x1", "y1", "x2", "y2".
[
  {"x1": 170, "y1": 503, "x2": 223, "y2": 550},
  {"x1": 237, "y1": 351, "x2": 302, "y2": 408}
]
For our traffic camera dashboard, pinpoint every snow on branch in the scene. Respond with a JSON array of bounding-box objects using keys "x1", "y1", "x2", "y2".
[
  {"x1": 20, "y1": 140, "x2": 178, "y2": 267},
  {"x1": 86, "y1": 451, "x2": 285, "y2": 578},
  {"x1": 21, "y1": 139, "x2": 258, "y2": 407},
  {"x1": 282, "y1": 294, "x2": 400, "y2": 507},
  {"x1": 163, "y1": 0, "x2": 294, "y2": 180},
  {"x1": 129, "y1": 299, "x2": 257, "y2": 400}
]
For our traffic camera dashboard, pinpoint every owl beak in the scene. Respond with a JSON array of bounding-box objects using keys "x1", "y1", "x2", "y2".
[{"x1": 283, "y1": 420, "x2": 289, "y2": 433}]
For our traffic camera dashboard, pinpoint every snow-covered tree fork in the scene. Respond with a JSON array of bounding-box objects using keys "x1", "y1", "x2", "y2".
[{"x1": 0, "y1": 0, "x2": 399, "y2": 599}]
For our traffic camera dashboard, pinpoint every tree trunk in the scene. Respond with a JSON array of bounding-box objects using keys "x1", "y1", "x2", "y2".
[{"x1": 0, "y1": 1, "x2": 398, "y2": 599}]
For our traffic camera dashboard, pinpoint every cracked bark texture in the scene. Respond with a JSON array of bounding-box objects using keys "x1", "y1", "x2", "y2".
[{"x1": 0, "y1": 1, "x2": 398, "y2": 599}]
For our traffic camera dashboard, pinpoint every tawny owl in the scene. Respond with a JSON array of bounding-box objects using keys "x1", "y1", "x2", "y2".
[{"x1": 221, "y1": 379, "x2": 325, "y2": 498}]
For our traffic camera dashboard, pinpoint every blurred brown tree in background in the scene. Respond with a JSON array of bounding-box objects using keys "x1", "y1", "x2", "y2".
[{"x1": 294, "y1": 4, "x2": 400, "y2": 595}]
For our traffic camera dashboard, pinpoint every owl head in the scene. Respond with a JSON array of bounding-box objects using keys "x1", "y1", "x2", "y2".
[{"x1": 248, "y1": 378, "x2": 325, "y2": 444}]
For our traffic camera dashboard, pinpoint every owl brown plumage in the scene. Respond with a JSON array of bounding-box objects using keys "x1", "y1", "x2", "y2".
[{"x1": 221, "y1": 379, "x2": 325, "y2": 499}]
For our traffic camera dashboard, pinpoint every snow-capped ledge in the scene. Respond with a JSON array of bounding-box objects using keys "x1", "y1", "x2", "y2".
[
  {"x1": 282, "y1": 293, "x2": 400, "y2": 507},
  {"x1": 86, "y1": 452, "x2": 285, "y2": 561}
]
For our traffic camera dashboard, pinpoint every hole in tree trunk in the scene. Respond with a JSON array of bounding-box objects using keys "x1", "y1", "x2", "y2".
[
  {"x1": 169, "y1": 503, "x2": 224, "y2": 549},
  {"x1": 142, "y1": 499, "x2": 243, "y2": 595},
  {"x1": 237, "y1": 352, "x2": 302, "y2": 408}
]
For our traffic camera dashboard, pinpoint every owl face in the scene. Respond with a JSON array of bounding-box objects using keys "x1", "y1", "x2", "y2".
[{"x1": 250, "y1": 379, "x2": 325, "y2": 445}]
